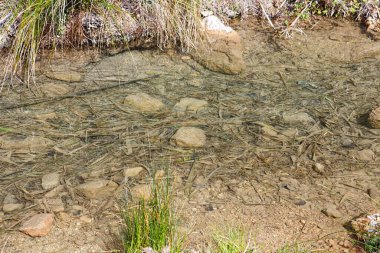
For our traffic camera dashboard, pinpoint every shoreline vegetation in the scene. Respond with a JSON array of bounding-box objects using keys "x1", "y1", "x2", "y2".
[{"x1": 0, "y1": 0, "x2": 379, "y2": 82}]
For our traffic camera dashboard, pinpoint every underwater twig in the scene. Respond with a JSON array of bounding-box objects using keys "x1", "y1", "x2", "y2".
[
  {"x1": 0, "y1": 75, "x2": 161, "y2": 111},
  {"x1": 0, "y1": 13, "x2": 11, "y2": 27}
]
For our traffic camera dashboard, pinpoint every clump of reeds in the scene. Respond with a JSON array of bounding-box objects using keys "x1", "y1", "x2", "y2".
[
  {"x1": 121, "y1": 178, "x2": 183, "y2": 253},
  {"x1": 126, "y1": 0, "x2": 203, "y2": 51},
  {"x1": 213, "y1": 227, "x2": 255, "y2": 253},
  {"x1": 2, "y1": 0, "x2": 117, "y2": 85}
]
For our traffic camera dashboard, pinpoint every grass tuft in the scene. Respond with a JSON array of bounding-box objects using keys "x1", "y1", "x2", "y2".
[
  {"x1": 357, "y1": 234, "x2": 380, "y2": 253},
  {"x1": 213, "y1": 227, "x2": 255, "y2": 253},
  {"x1": 3, "y1": 0, "x2": 116, "y2": 86},
  {"x1": 127, "y1": 0, "x2": 202, "y2": 52},
  {"x1": 6, "y1": 0, "x2": 63, "y2": 84},
  {"x1": 121, "y1": 178, "x2": 182, "y2": 253},
  {"x1": 276, "y1": 244, "x2": 311, "y2": 253}
]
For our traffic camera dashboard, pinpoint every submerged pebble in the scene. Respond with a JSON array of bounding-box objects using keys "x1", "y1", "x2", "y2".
[
  {"x1": 124, "y1": 93, "x2": 165, "y2": 113},
  {"x1": 170, "y1": 127, "x2": 206, "y2": 148},
  {"x1": 41, "y1": 173, "x2": 61, "y2": 190},
  {"x1": 45, "y1": 70, "x2": 82, "y2": 82},
  {"x1": 322, "y1": 204, "x2": 342, "y2": 218},
  {"x1": 76, "y1": 180, "x2": 118, "y2": 200},
  {"x1": 130, "y1": 184, "x2": 151, "y2": 201},
  {"x1": 173, "y1": 98, "x2": 208, "y2": 115},
  {"x1": 123, "y1": 167, "x2": 144, "y2": 178},
  {"x1": 19, "y1": 213, "x2": 54, "y2": 237},
  {"x1": 2, "y1": 194, "x2": 23, "y2": 213},
  {"x1": 356, "y1": 149, "x2": 375, "y2": 161},
  {"x1": 367, "y1": 186, "x2": 380, "y2": 200},
  {"x1": 313, "y1": 163, "x2": 325, "y2": 174},
  {"x1": 282, "y1": 112, "x2": 315, "y2": 125},
  {"x1": 368, "y1": 105, "x2": 380, "y2": 129}
]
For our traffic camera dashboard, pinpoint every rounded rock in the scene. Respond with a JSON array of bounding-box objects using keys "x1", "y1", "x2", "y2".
[
  {"x1": 368, "y1": 106, "x2": 380, "y2": 129},
  {"x1": 322, "y1": 204, "x2": 342, "y2": 218},
  {"x1": 173, "y1": 98, "x2": 208, "y2": 114},
  {"x1": 19, "y1": 213, "x2": 54, "y2": 237},
  {"x1": 367, "y1": 187, "x2": 380, "y2": 200},
  {"x1": 313, "y1": 163, "x2": 325, "y2": 174},
  {"x1": 42, "y1": 173, "x2": 61, "y2": 190},
  {"x1": 46, "y1": 198, "x2": 65, "y2": 212},
  {"x1": 357, "y1": 149, "x2": 375, "y2": 161},
  {"x1": 154, "y1": 170, "x2": 166, "y2": 180},
  {"x1": 130, "y1": 184, "x2": 151, "y2": 201},
  {"x1": 123, "y1": 167, "x2": 144, "y2": 178},
  {"x1": 3, "y1": 194, "x2": 23, "y2": 213},
  {"x1": 124, "y1": 93, "x2": 165, "y2": 113},
  {"x1": 40, "y1": 83, "x2": 72, "y2": 97},
  {"x1": 283, "y1": 112, "x2": 315, "y2": 125},
  {"x1": 294, "y1": 199, "x2": 306, "y2": 206},
  {"x1": 170, "y1": 127, "x2": 206, "y2": 148},
  {"x1": 76, "y1": 180, "x2": 118, "y2": 200},
  {"x1": 45, "y1": 71, "x2": 82, "y2": 82},
  {"x1": 191, "y1": 16, "x2": 245, "y2": 75},
  {"x1": 79, "y1": 215, "x2": 92, "y2": 224}
]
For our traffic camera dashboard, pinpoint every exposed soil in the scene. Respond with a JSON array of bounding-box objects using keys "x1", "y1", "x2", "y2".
[{"x1": 0, "y1": 19, "x2": 379, "y2": 252}]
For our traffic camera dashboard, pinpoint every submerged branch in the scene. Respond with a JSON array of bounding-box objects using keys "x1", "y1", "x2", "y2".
[{"x1": 0, "y1": 75, "x2": 161, "y2": 110}]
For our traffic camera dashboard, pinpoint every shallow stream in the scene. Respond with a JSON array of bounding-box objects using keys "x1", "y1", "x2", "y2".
[{"x1": 0, "y1": 19, "x2": 379, "y2": 252}]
